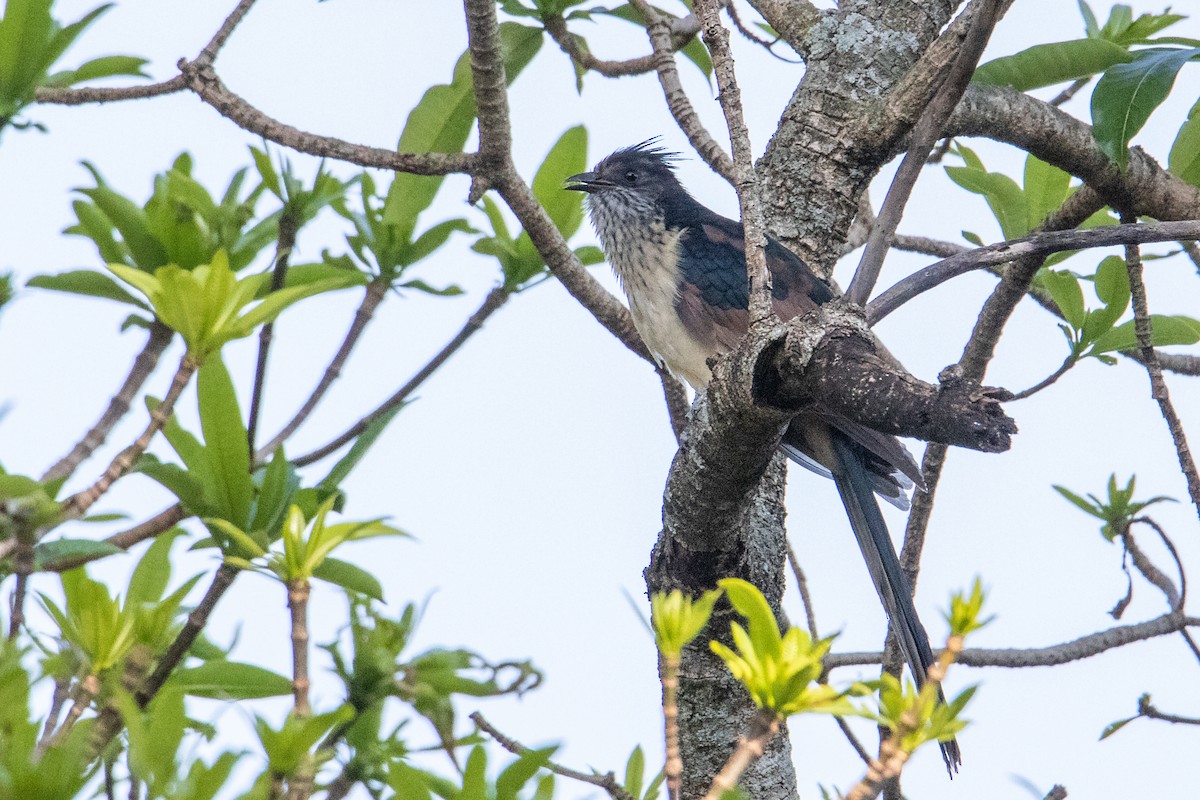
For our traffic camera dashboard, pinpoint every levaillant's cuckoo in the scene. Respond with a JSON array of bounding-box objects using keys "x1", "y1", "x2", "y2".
[{"x1": 567, "y1": 141, "x2": 961, "y2": 771}]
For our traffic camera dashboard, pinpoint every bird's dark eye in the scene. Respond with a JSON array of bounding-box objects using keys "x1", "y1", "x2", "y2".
[{"x1": 624, "y1": 170, "x2": 638, "y2": 184}]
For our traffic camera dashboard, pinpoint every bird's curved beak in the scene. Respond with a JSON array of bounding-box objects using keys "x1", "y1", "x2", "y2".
[{"x1": 564, "y1": 171, "x2": 604, "y2": 193}]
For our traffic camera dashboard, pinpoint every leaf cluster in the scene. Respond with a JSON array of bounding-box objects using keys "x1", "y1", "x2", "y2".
[
  {"x1": 0, "y1": 0, "x2": 146, "y2": 136},
  {"x1": 1054, "y1": 473, "x2": 1176, "y2": 540}
]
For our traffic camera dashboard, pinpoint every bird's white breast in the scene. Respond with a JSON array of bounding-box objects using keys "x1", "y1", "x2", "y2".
[{"x1": 588, "y1": 203, "x2": 714, "y2": 389}]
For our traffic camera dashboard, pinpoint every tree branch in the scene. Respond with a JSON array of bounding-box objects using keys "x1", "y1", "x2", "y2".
[
  {"x1": 42, "y1": 320, "x2": 174, "y2": 483},
  {"x1": 950, "y1": 84, "x2": 1200, "y2": 223},
  {"x1": 846, "y1": 0, "x2": 1005, "y2": 306},
  {"x1": 695, "y1": 0, "x2": 773, "y2": 327},
  {"x1": 257, "y1": 278, "x2": 389, "y2": 461},
  {"x1": 470, "y1": 712, "x2": 636, "y2": 800},
  {"x1": 178, "y1": 59, "x2": 476, "y2": 175},
  {"x1": 867, "y1": 220, "x2": 1200, "y2": 323},
  {"x1": 825, "y1": 612, "x2": 1199, "y2": 670},
  {"x1": 294, "y1": 286, "x2": 511, "y2": 467},
  {"x1": 62, "y1": 355, "x2": 198, "y2": 520},
  {"x1": 1123, "y1": 221, "x2": 1200, "y2": 521},
  {"x1": 629, "y1": 0, "x2": 734, "y2": 183}
]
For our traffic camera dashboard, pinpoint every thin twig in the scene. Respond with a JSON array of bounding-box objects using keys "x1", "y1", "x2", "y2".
[
  {"x1": 694, "y1": 0, "x2": 772, "y2": 327},
  {"x1": 293, "y1": 287, "x2": 510, "y2": 467},
  {"x1": 867, "y1": 219, "x2": 1200, "y2": 324},
  {"x1": 195, "y1": 0, "x2": 259, "y2": 67},
  {"x1": 285, "y1": 580, "x2": 314, "y2": 800},
  {"x1": 1130, "y1": 517, "x2": 1200, "y2": 665},
  {"x1": 41, "y1": 673, "x2": 100, "y2": 755},
  {"x1": 257, "y1": 278, "x2": 389, "y2": 461},
  {"x1": 470, "y1": 712, "x2": 636, "y2": 800},
  {"x1": 847, "y1": 0, "x2": 1005, "y2": 306},
  {"x1": 1138, "y1": 695, "x2": 1200, "y2": 726},
  {"x1": 826, "y1": 612, "x2": 1200, "y2": 670},
  {"x1": 7, "y1": 540, "x2": 33, "y2": 639},
  {"x1": 662, "y1": 654, "x2": 682, "y2": 800},
  {"x1": 630, "y1": 0, "x2": 734, "y2": 182},
  {"x1": 659, "y1": 368, "x2": 690, "y2": 444},
  {"x1": 35, "y1": 75, "x2": 187, "y2": 105},
  {"x1": 247, "y1": 213, "x2": 299, "y2": 454},
  {"x1": 785, "y1": 540, "x2": 819, "y2": 638},
  {"x1": 542, "y1": 13, "x2": 660, "y2": 77},
  {"x1": 62, "y1": 355, "x2": 199, "y2": 520},
  {"x1": 139, "y1": 563, "x2": 239, "y2": 704},
  {"x1": 1122, "y1": 215, "x2": 1200, "y2": 523},
  {"x1": 42, "y1": 320, "x2": 173, "y2": 482},
  {"x1": 288, "y1": 579, "x2": 312, "y2": 717},
  {"x1": 34, "y1": 0, "x2": 257, "y2": 107},
  {"x1": 1008, "y1": 355, "x2": 1076, "y2": 400},
  {"x1": 1048, "y1": 77, "x2": 1089, "y2": 108},
  {"x1": 179, "y1": 60, "x2": 477, "y2": 176},
  {"x1": 702, "y1": 709, "x2": 781, "y2": 800}
]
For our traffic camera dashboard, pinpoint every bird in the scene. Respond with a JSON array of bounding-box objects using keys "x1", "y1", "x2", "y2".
[{"x1": 566, "y1": 140, "x2": 961, "y2": 772}]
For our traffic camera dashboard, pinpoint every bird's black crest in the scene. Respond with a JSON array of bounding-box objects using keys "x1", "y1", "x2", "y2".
[{"x1": 609, "y1": 137, "x2": 683, "y2": 169}]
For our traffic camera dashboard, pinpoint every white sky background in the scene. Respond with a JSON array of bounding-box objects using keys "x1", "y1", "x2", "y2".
[{"x1": 1, "y1": 0, "x2": 1199, "y2": 797}]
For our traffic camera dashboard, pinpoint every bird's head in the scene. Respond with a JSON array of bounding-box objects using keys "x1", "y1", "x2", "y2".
[{"x1": 565, "y1": 140, "x2": 688, "y2": 221}]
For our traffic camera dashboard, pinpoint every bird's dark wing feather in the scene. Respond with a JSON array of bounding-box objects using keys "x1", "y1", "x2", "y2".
[{"x1": 828, "y1": 431, "x2": 961, "y2": 773}]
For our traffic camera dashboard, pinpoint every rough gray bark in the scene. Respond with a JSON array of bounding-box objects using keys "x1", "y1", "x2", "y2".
[{"x1": 646, "y1": 457, "x2": 796, "y2": 800}]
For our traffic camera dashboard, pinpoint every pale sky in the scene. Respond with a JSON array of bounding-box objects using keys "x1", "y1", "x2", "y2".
[{"x1": 1, "y1": 1, "x2": 1199, "y2": 797}]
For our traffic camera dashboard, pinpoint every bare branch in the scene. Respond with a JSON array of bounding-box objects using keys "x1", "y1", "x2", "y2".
[
  {"x1": 247, "y1": 215, "x2": 298, "y2": 454},
  {"x1": 1122, "y1": 217, "x2": 1200, "y2": 520},
  {"x1": 1138, "y1": 695, "x2": 1200, "y2": 727},
  {"x1": 294, "y1": 287, "x2": 511, "y2": 467},
  {"x1": 62, "y1": 356, "x2": 198, "y2": 520},
  {"x1": 35, "y1": 0, "x2": 256, "y2": 106},
  {"x1": 826, "y1": 612, "x2": 1200, "y2": 670},
  {"x1": 257, "y1": 278, "x2": 389, "y2": 460},
  {"x1": 42, "y1": 321, "x2": 174, "y2": 483},
  {"x1": 694, "y1": 0, "x2": 772, "y2": 327},
  {"x1": 630, "y1": 0, "x2": 734, "y2": 182},
  {"x1": 470, "y1": 712, "x2": 636, "y2": 800},
  {"x1": 179, "y1": 60, "x2": 476, "y2": 175},
  {"x1": 867, "y1": 220, "x2": 1200, "y2": 324},
  {"x1": 846, "y1": 0, "x2": 1005, "y2": 306},
  {"x1": 542, "y1": 11, "x2": 699, "y2": 78},
  {"x1": 195, "y1": 0, "x2": 259, "y2": 67},
  {"x1": 35, "y1": 76, "x2": 187, "y2": 105}
]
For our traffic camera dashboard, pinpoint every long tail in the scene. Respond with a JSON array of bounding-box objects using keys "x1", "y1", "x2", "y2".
[{"x1": 829, "y1": 433, "x2": 962, "y2": 774}]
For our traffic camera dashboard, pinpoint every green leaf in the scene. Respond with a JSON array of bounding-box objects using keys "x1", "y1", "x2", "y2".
[
  {"x1": 1023, "y1": 155, "x2": 1071, "y2": 228},
  {"x1": 1100, "y1": 716, "x2": 1137, "y2": 740},
  {"x1": 1092, "y1": 314, "x2": 1200, "y2": 353},
  {"x1": 318, "y1": 405, "x2": 404, "y2": 492},
  {"x1": 1041, "y1": 269, "x2": 1087, "y2": 329},
  {"x1": 531, "y1": 125, "x2": 588, "y2": 241},
  {"x1": 27, "y1": 269, "x2": 149, "y2": 309},
  {"x1": 312, "y1": 557, "x2": 385, "y2": 601},
  {"x1": 1091, "y1": 47, "x2": 1200, "y2": 168},
  {"x1": 127, "y1": 527, "x2": 186, "y2": 605},
  {"x1": 80, "y1": 180, "x2": 169, "y2": 270},
  {"x1": 974, "y1": 38, "x2": 1132, "y2": 91},
  {"x1": 574, "y1": 244, "x2": 604, "y2": 265},
  {"x1": 172, "y1": 661, "x2": 294, "y2": 699},
  {"x1": 250, "y1": 448, "x2": 298, "y2": 536},
  {"x1": 1168, "y1": 97, "x2": 1200, "y2": 187},
  {"x1": 197, "y1": 354, "x2": 252, "y2": 527},
  {"x1": 946, "y1": 146, "x2": 1031, "y2": 240},
  {"x1": 33, "y1": 538, "x2": 124, "y2": 570},
  {"x1": 43, "y1": 54, "x2": 148, "y2": 87},
  {"x1": 1081, "y1": 256, "x2": 1130, "y2": 344}
]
